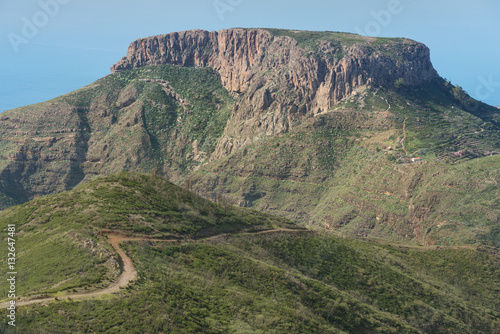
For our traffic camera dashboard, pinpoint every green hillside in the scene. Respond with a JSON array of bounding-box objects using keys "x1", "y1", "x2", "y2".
[
  {"x1": 0, "y1": 64, "x2": 234, "y2": 210},
  {"x1": 2, "y1": 229, "x2": 499, "y2": 333},
  {"x1": 0, "y1": 172, "x2": 499, "y2": 333},
  {"x1": 189, "y1": 83, "x2": 500, "y2": 246},
  {"x1": 0, "y1": 172, "x2": 294, "y2": 298}
]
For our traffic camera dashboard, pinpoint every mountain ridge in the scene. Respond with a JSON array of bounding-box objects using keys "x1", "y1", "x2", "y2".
[{"x1": 0, "y1": 28, "x2": 498, "y2": 246}]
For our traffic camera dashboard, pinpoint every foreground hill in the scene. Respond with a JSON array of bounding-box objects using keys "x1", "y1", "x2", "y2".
[
  {"x1": 0, "y1": 172, "x2": 499, "y2": 333},
  {"x1": 0, "y1": 28, "x2": 499, "y2": 246},
  {"x1": 0, "y1": 172, "x2": 294, "y2": 299}
]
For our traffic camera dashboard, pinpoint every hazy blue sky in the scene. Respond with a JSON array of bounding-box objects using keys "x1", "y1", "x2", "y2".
[{"x1": 1, "y1": 0, "x2": 499, "y2": 111}]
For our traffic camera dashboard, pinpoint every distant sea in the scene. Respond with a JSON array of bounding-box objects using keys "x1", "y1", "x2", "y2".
[{"x1": 0, "y1": 43, "x2": 122, "y2": 112}]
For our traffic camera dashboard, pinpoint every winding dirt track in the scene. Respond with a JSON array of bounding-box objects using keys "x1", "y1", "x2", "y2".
[
  {"x1": 0, "y1": 235, "x2": 149, "y2": 308},
  {"x1": 401, "y1": 116, "x2": 409, "y2": 156},
  {"x1": 0, "y1": 229, "x2": 301, "y2": 308}
]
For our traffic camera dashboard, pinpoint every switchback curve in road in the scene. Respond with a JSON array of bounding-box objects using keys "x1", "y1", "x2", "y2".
[{"x1": 0, "y1": 229, "x2": 301, "y2": 308}]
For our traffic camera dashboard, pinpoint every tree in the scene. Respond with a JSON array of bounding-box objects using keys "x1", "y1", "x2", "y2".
[{"x1": 394, "y1": 78, "x2": 405, "y2": 89}]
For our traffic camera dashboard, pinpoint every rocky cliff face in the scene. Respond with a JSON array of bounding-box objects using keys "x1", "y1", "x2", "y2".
[{"x1": 112, "y1": 28, "x2": 438, "y2": 157}]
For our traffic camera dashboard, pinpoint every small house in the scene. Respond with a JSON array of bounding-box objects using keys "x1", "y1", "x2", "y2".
[{"x1": 412, "y1": 157, "x2": 422, "y2": 162}]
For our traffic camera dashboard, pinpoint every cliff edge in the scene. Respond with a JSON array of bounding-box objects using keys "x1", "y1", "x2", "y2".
[{"x1": 112, "y1": 28, "x2": 438, "y2": 156}]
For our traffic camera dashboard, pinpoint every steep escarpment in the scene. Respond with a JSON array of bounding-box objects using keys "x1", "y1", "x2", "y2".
[
  {"x1": 112, "y1": 28, "x2": 438, "y2": 156},
  {"x1": 0, "y1": 104, "x2": 96, "y2": 206},
  {"x1": 111, "y1": 29, "x2": 437, "y2": 92}
]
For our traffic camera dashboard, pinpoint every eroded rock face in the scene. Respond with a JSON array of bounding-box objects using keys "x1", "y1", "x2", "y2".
[{"x1": 112, "y1": 28, "x2": 438, "y2": 157}]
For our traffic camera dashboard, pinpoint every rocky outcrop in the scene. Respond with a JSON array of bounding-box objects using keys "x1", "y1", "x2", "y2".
[
  {"x1": 112, "y1": 28, "x2": 438, "y2": 157},
  {"x1": 111, "y1": 29, "x2": 437, "y2": 91}
]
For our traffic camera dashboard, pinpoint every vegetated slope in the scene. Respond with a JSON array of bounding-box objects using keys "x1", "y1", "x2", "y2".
[
  {"x1": 0, "y1": 28, "x2": 499, "y2": 246},
  {"x1": 0, "y1": 65, "x2": 234, "y2": 209},
  {"x1": 1, "y1": 231, "x2": 499, "y2": 333},
  {"x1": 0, "y1": 171, "x2": 293, "y2": 300},
  {"x1": 188, "y1": 82, "x2": 500, "y2": 246}
]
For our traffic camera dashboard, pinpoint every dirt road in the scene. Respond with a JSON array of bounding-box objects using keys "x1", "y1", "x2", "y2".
[
  {"x1": 0, "y1": 229, "x2": 301, "y2": 308},
  {"x1": 401, "y1": 116, "x2": 408, "y2": 156},
  {"x1": 0, "y1": 235, "x2": 143, "y2": 308}
]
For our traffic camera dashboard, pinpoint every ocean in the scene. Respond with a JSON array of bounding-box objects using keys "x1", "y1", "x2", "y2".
[{"x1": 0, "y1": 43, "x2": 122, "y2": 112}]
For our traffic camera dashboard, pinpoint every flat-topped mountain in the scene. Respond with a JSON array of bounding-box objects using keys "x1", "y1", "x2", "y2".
[
  {"x1": 111, "y1": 28, "x2": 437, "y2": 98},
  {"x1": 111, "y1": 28, "x2": 439, "y2": 158},
  {"x1": 0, "y1": 28, "x2": 498, "y2": 246}
]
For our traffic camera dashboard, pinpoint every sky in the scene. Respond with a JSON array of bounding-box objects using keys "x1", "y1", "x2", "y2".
[{"x1": 1, "y1": 0, "x2": 499, "y2": 112}]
